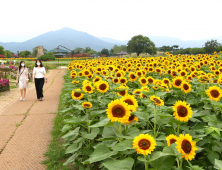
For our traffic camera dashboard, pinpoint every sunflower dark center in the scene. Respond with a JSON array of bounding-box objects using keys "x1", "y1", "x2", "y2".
[
  {"x1": 138, "y1": 139, "x2": 151, "y2": 150},
  {"x1": 99, "y1": 84, "x2": 107, "y2": 90},
  {"x1": 164, "y1": 80, "x2": 169, "y2": 84},
  {"x1": 182, "y1": 139, "x2": 192, "y2": 154},
  {"x1": 119, "y1": 90, "x2": 126, "y2": 96},
  {"x1": 141, "y1": 79, "x2": 146, "y2": 84},
  {"x1": 128, "y1": 115, "x2": 135, "y2": 121},
  {"x1": 148, "y1": 79, "x2": 153, "y2": 83},
  {"x1": 85, "y1": 71, "x2": 89, "y2": 75},
  {"x1": 175, "y1": 80, "x2": 182, "y2": 86},
  {"x1": 138, "y1": 72, "x2": 142, "y2": 76},
  {"x1": 74, "y1": 92, "x2": 81, "y2": 97},
  {"x1": 124, "y1": 99, "x2": 134, "y2": 105},
  {"x1": 181, "y1": 72, "x2": 185, "y2": 76},
  {"x1": 183, "y1": 84, "x2": 189, "y2": 90},
  {"x1": 131, "y1": 74, "x2": 136, "y2": 79},
  {"x1": 170, "y1": 139, "x2": 177, "y2": 144},
  {"x1": 84, "y1": 104, "x2": 90, "y2": 107},
  {"x1": 154, "y1": 98, "x2": 161, "y2": 104},
  {"x1": 120, "y1": 79, "x2": 126, "y2": 83},
  {"x1": 112, "y1": 105, "x2": 126, "y2": 118},
  {"x1": 114, "y1": 79, "x2": 118, "y2": 83},
  {"x1": 86, "y1": 86, "x2": 91, "y2": 91},
  {"x1": 117, "y1": 73, "x2": 121, "y2": 77},
  {"x1": 210, "y1": 90, "x2": 220, "y2": 98},
  {"x1": 177, "y1": 106, "x2": 188, "y2": 117}
]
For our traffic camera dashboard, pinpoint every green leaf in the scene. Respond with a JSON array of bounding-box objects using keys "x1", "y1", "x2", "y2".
[
  {"x1": 65, "y1": 142, "x2": 82, "y2": 154},
  {"x1": 202, "y1": 115, "x2": 217, "y2": 123},
  {"x1": 81, "y1": 128, "x2": 100, "y2": 140},
  {"x1": 205, "y1": 128, "x2": 215, "y2": 135},
  {"x1": 103, "y1": 158, "x2": 134, "y2": 170},
  {"x1": 63, "y1": 153, "x2": 78, "y2": 166},
  {"x1": 61, "y1": 124, "x2": 72, "y2": 133},
  {"x1": 62, "y1": 127, "x2": 80, "y2": 141},
  {"x1": 90, "y1": 118, "x2": 110, "y2": 127},
  {"x1": 156, "y1": 91, "x2": 167, "y2": 96},
  {"x1": 207, "y1": 151, "x2": 220, "y2": 166},
  {"x1": 113, "y1": 139, "x2": 133, "y2": 151},
  {"x1": 90, "y1": 110, "x2": 106, "y2": 116},
  {"x1": 72, "y1": 104, "x2": 84, "y2": 110},
  {"x1": 64, "y1": 116, "x2": 86, "y2": 124},
  {"x1": 84, "y1": 145, "x2": 118, "y2": 164},
  {"x1": 214, "y1": 159, "x2": 222, "y2": 170}
]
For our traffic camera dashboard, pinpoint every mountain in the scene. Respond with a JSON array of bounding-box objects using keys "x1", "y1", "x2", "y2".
[
  {"x1": 0, "y1": 28, "x2": 116, "y2": 53},
  {"x1": 97, "y1": 35, "x2": 222, "y2": 48}
]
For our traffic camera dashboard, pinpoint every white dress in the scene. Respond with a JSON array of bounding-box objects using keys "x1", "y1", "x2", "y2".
[{"x1": 17, "y1": 68, "x2": 29, "y2": 89}]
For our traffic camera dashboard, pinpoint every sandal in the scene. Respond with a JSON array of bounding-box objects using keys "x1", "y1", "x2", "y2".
[{"x1": 20, "y1": 97, "x2": 23, "y2": 101}]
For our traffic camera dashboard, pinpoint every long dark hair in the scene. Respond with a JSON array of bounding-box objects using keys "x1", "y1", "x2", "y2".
[
  {"x1": 19, "y1": 61, "x2": 25, "y2": 73},
  {"x1": 35, "y1": 59, "x2": 43, "y2": 67}
]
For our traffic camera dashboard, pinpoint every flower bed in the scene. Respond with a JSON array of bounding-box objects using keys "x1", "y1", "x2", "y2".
[
  {"x1": 0, "y1": 79, "x2": 10, "y2": 92},
  {"x1": 58, "y1": 53, "x2": 222, "y2": 170}
]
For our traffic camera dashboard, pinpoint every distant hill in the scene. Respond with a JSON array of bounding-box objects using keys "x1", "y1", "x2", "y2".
[
  {"x1": 1, "y1": 27, "x2": 222, "y2": 53},
  {"x1": 97, "y1": 35, "x2": 222, "y2": 48},
  {"x1": 0, "y1": 28, "x2": 116, "y2": 53}
]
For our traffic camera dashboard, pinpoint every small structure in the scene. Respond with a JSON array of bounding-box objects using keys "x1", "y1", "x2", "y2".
[
  {"x1": 48, "y1": 48, "x2": 69, "y2": 54},
  {"x1": 90, "y1": 54, "x2": 98, "y2": 58},
  {"x1": 37, "y1": 46, "x2": 44, "y2": 58},
  {"x1": 116, "y1": 51, "x2": 128, "y2": 57},
  {"x1": 54, "y1": 53, "x2": 66, "y2": 57}
]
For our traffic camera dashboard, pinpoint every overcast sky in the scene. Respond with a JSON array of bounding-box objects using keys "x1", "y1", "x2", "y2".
[{"x1": 0, "y1": 0, "x2": 221, "y2": 42}]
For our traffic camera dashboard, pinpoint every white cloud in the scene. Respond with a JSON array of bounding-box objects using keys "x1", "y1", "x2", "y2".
[{"x1": 0, "y1": 0, "x2": 221, "y2": 42}]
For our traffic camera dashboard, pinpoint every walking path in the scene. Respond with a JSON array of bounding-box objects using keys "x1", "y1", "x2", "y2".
[{"x1": 0, "y1": 69, "x2": 66, "y2": 170}]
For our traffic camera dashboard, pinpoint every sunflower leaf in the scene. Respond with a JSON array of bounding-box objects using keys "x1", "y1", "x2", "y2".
[
  {"x1": 214, "y1": 159, "x2": 222, "y2": 169},
  {"x1": 113, "y1": 139, "x2": 133, "y2": 151},
  {"x1": 103, "y1": 158, "x2": 134, "y2": 170},
  {"x1": 90, "y1": 118, "x2": 110, "y2": 127},
  {"x1": 81, "y1": 128, "x2": 100, "y2": 140},
  {"x1": 84, "y1": 145, "x2": 118, "y2": 164}
]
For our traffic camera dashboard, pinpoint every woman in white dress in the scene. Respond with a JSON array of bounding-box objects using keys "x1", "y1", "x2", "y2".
[
  {"x1": 32, "y1": 60, "x2": 47, "y2": 101},
  {"x1": 16, "y1": 61, "x2": 29, "y2": 101}
]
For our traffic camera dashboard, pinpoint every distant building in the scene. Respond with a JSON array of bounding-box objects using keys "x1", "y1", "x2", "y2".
[{"x1": 116, "y1": 51, "x2": 128, "y2": 57}]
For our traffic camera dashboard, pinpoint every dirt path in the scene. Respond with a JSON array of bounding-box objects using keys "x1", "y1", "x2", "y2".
[{"x1": 0, "y1": 69, "x2": 66, "y2": 170}]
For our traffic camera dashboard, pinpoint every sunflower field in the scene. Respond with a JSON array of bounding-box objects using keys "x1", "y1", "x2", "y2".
[{"x1": 59, "y1": 53, "x2": 222, "y2": 170}]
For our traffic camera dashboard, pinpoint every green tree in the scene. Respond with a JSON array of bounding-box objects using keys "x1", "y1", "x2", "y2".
[
  {"x1": 32, "y1": 46, "x2": 47, "y2": 57},
  {"x1": 20, "y1": 50, "x2": 31, "y2": 58},
  {"x1": 144, "y1": 41, "x2": 157, "y2": 55},
  {"x1": 0, "y1": 46, "x2": 5, "y2": 55},
  {"x1": 204, "y1": 39, "x2": 221, "y2": 54},
  {"x1": 127, "y1": 35, "x2": 157, "y2": 56},
  {"x1": 4, "y1": 50, "x2": 13, "y2": 58},
  {"x1": 74, "y1": 47, "x2": 83, "y2": 54},
  {"x1": 101, "y1": 48, "x2": 109, "y2": 56},
  {"x1": 83, "y1": 47, "x2": 92, "y2": 53},
  {"x1": 87, "y1": 50, "x2": 97, "y2": 55}
]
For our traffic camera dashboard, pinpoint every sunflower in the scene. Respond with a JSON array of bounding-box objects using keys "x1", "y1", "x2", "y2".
[
  {"x1": 87, "y1": 74, "x2": 93, "y2": 79},
  {"x1": 119, "y1": 77, "x2": 127, "y2": 85},
  {"x1": 172, "y1": 77, "x2": 183, "y2": 88},
  {"x1": 166, "y1": 52, "x2": 169, "y2": 55},
  {"x1": 166, "y1": 134, "x2": 178, "y2": 146},
  {"x1": 120, "y1": 95, "x2": 138, "y2": 111},
  {"x1": 82, "y1": 84, "x2": 94, "y2": 94},
  {"x1": 96, "y1": 81, "x2": 109, "y2": 93},
  {"x1": 181, "y1": 81, "x2": 191, "y2": 93},
  {"x1": 150, "y1": 95, "x2": 164, "y2": 106},
  {"x1": 124, "y1": 114, "x2": 139, "y2": 124},
  {"x1": 176, "y1": 134, "x2": 198, "y2": 161},
  {"x1": 71, "y1": 89, "x2": 84, "y2": 100},
  {"x1": 206, "y1": 86, "x2": 222, "y2": 101},
  {"x1": 112, "y1": 78, "x2": 120, "y2": 84},
  {"x1": 173, "y1": 101, "x2": 193, "y2": 122},
  {"x1": 133, "y1": 134, "x2": 156, "y2": 155},
  {"x1": 129, "y1": 72, "x2": 137, "y2": 82},
  {"x1": 147, "y1": 76, "x2": 154, "y2": 85},
  {"x1": 72, "y1": 80, "x2": 79, "y2": 84},
  {"x1": 106, "y1": 99, "x2": 131, "y2": 123},
  {"x1": 93, "y1": 76, "x2": 102, "y2": 84},
  {"x1": 139, "y1": 77, "x2": 148, "y2": 86},
  {"x1": 116, "y1": 86, "x2": 128, "y2": 97},
  {"x1": 82, "y1": 102, "x2": 92, "y2": 108},
  {"x1": 179, "y1": 70, "x2": 187, "y2": 77}
]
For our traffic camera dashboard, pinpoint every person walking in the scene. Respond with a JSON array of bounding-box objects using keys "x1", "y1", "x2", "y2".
[
  {"x1": 16, "y1": 61, "x2": 29, "y2": 101},
  {"x1": 32, "y1": 60, "x2": 47, "y2": 101}
]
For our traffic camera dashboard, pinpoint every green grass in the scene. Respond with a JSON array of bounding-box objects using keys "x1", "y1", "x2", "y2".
[{"x1": 43, "y1": 92, "x2": 73, "y2": 170}]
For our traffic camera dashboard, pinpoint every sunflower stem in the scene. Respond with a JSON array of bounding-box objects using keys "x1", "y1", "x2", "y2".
[
  {"x1": 119, "y1": 122, "x2": 122, "y2": 133},
  {"x1": 86, "y1": 109, "x2": 90, "y2": 133},
  {"x1": 177, "y1": 123, "x2": 181, "y2": 136},
  {"x1": 125, "y1": 125, "x2": 129, "y2": 134},
  {"x1": 180, "y1": 158, "x2": 183, "y2": 168},
  {"x1": 144, "y1": 155, "x2": 148, "y2": 170},
  {"x1": 154, "y1": 105, "x2": 157, "y2": 138}
]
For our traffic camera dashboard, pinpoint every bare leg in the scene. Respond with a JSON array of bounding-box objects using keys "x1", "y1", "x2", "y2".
[
  {"x1": 20, "y1": 89, "x2": 23, "y2": 98},
  {"x1": 23, "y1": 89, "x2": 26, "y2": 99}
]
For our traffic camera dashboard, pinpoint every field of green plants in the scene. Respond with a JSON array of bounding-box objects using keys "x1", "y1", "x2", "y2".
[{"x1": 46, "y1": 53, "x2": 222, "y2": 170}]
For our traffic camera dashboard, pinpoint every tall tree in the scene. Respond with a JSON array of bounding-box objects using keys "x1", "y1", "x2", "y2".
[
  {"x1": 101, "y1": 48, "x2": 109, "y2": 56},
  {"x1": 4, "y1": 50, "x2": 13, "y2": 58},
  {"x1": 0, "y1": 46, "x2": 5, "y2": 55},
  {"x1": 127, "y1": 35, "x2": 157, "y2": 56},
  {"x1": 74, "y1": 47, "x2": 83, "y2": 54},
  {"x1": 83, "y1": 47, "x2": 92, "y2": 53},
  {"x1": 204, "y1": 39, "x2": 221, "y2": 54},
  {"x1": 20, "y1": 50, "x2": 31, "y2": 58}
]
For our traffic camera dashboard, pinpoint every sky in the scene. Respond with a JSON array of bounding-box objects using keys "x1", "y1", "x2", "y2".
[{"x1": 0, "y1": 0, "x2": 222, "y2": 42}]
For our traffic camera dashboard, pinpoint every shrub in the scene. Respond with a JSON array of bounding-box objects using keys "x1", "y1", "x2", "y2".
[{"x1": 38, "y1": 53, "x2": 55, "y2": 61}]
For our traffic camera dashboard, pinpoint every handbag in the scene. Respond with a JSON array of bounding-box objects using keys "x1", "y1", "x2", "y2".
[{"x1": 17, "y1": 68, "x2": 25, "y2": 85}]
